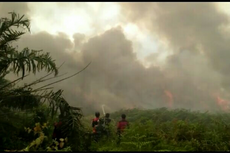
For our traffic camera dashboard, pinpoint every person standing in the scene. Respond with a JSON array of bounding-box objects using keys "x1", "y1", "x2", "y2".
[
  {"x1": 92, "y1": 112, "x2": 100, "y2": 134},
  {"x1": 104, "y1": 113, "x2": 111, "y2": 125},
  {"x1": 103, "y1": 113, "x2": 112, "y2": 138},
  {"x1": 117, "y1": 114, "x2": 129, "y2": 144},
  {"x1": 117, "y1": 114, "x2": 129, "y2": 134}
]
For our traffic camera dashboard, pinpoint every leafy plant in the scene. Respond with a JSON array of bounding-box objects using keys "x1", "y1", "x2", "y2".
[{"x1": 0, "y1": 12, "x2": 90, "y2": 151}]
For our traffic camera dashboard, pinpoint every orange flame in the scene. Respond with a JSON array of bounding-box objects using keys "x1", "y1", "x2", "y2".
[
  {"x1": 216, "y1": 95, "x2": 230, "y2": 111},
  {"x1": 126, "y1": 104, "x2": 136, "y2": 110},
  {"x1": 164, "y1": 90, "x2": 173, "y2": 108}
]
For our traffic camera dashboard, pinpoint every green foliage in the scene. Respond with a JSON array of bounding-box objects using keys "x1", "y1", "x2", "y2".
[
  {"x1": 4, "y1": 122, "x2": 71, "y2": 152},
  {"x1": 0, "y1": 12, "x2": 57, "y2": 79},
  {"x1": 0, "y1": 12, "x2": 29, "y2": 47},
  {"x1": 4, "y1": 10, "x2": 230, "y2": 152},
  {"x1": 84, "y1": 108, "x2": 230, "y2": 151},
  {"x1": 0, "y1": 12, "x2": 89, "y2": 152},
  {"x1": 0, "y1": 105, "x2": 54, "y2": 151}
]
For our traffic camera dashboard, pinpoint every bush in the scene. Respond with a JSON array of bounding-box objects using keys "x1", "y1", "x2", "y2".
[{"x1": 84, "y1": 108, "x2": 230, "y2": 151}]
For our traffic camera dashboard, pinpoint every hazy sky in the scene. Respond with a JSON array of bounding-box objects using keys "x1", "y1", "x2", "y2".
[{"x1": 1, "y1": 2, "x2": 230, "y2": 114}]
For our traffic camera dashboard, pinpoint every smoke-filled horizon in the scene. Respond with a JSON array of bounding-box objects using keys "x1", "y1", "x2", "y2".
[{"x1": 2, "y1": 2, "x2": 230, "y2": 115}]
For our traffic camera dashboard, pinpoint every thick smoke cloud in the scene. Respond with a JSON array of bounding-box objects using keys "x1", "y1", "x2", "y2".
[
  {"x1": 119, "y1": 3, "x2": 230, "y2": 80},
  {"x1": 2, "y1": 2, "x2": 230, "y2": 115},
  {"x1": 118, "y1": 2, "x2": 230, "y2": 110},
  {"x1": 0, "y1": 2, "x2": 29, "y2": 17},
  {"x1": 9, "y1": 26, "x2": 224, "y2": 114},
  {"x1": 6, "y1": 27, "x2": 168, "y2": 113}
]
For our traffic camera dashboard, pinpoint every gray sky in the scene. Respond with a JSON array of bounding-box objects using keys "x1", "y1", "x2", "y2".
[{"x1": 2, "y1": 2, "x2": 230, "y2": 114}]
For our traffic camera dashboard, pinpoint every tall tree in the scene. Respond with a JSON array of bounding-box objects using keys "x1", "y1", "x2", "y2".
[{"x1": 0, "y1": 12, "x2": 90, "y2": 151}]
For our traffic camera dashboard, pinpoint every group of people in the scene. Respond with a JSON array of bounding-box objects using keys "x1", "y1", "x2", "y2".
[
  {"x1": 51, "y1": 112, "x2": 129, "y2": 149},
  {"x1": 91, "y1": 112, "x2": 129, "y2": 142}
]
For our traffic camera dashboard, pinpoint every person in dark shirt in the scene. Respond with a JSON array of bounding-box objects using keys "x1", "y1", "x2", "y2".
[
  {"x1": 102, "y1": 113, "x2": 112, "y2": 138},
  {"x1": 104, "y1": 113, "x2": 111, "y2": 125},
  {"x1": 94, "y1": 118, "x2": 107, "y2": 141}
]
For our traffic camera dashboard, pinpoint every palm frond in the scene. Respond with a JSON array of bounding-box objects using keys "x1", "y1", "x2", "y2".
[
  {"x1": 0, "y1": 12, "x2": 30, "y2": 48},
  {"x1": 0, "y1": 12, "x2": 58, "y2": 79}
]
